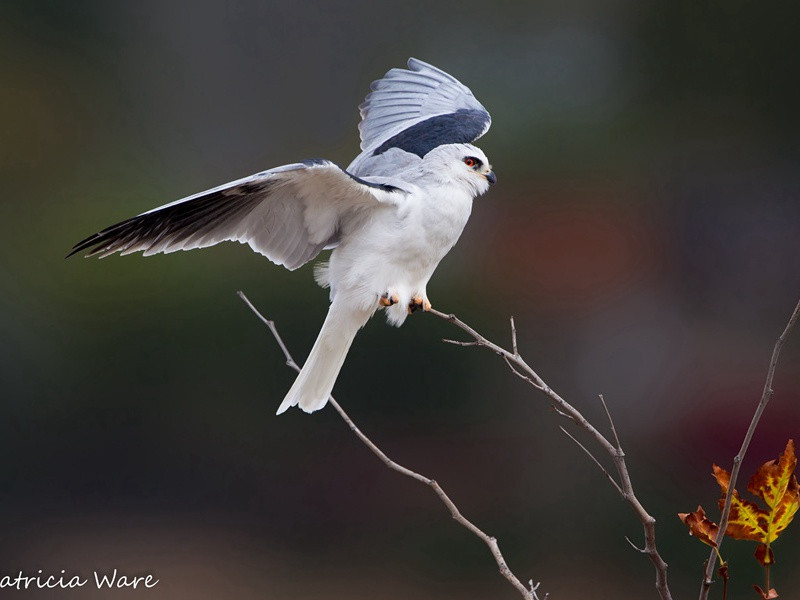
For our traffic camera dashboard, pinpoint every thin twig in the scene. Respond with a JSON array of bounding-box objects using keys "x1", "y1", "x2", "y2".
[
  {"x1": 330, "y1": 398, "x2": 532, "y2": 599},
  {"x1": 237, "y1": 291, "x2": 537, "y2": 600},
  {"x1": 428, "y1": 307, "x2": 673, "y2": 600},
  {"x1": 237, "y1": 291, "x2": 300, "y2": 370},
  {"x1": 559, "y1": 426, "x2": 624, "y2": 496},
  {"x1": 599, "y1": 394, "x2": 623, "y2": 454},
  {"x1": 510, "y1": 316, "x2": 519, "y2": 357},
  {"x1": 442, "y1": 338, "x2": 479, "y2": 347},
  {"x1": 503, "y1": 356, "x2": 542, "y2": 389},
  {"x1": 698, "y1": 298, "x2": 800, "y2": 599},
  {"x1": 625, "y1": 536, "x2": 646, "y2": 553},
  {"x1": 552, "y1": 407, "x2": 577, "y2": 422},
  {"x1": 529, "y1": 580, "x2": 548, "y2": 600}
]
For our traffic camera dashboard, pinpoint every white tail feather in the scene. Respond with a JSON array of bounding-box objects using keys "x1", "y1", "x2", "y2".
[{"x1": 276, "y1": 301, "x2": 369, "y2": 414}]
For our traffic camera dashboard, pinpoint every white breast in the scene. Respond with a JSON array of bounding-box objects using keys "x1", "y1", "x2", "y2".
[{"x1": 324, "y1": 184, "x2": 473, "y2": 323}]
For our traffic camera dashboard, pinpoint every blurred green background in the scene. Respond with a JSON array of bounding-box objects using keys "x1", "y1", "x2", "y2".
[{"x1": 2, "y1": 1, "x2": 800, "y2": 598}]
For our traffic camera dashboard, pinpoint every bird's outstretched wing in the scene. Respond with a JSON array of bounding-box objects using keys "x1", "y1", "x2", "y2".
[
  {"x1": 353, "y1": 58, "x2": 491, "y2": 166},
  {"x1": 69, "y1": 160, "x2": 402, "y2": 270}
]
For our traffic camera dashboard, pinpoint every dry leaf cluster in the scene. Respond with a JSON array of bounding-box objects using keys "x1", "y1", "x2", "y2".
[{"x1": 680, "y1": 440, "x2": 799, "y2": 599}]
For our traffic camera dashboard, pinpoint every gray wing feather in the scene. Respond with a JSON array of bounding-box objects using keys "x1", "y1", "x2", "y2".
[
  {"x1": 70, "y1": 161, "x2": 402, "y2": 270},
  {"x1": 356, "y1": 58, "x2": 491, "y2": 155}
]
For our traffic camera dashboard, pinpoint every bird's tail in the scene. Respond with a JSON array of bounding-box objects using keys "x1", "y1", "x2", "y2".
[{"x1": 276, "y1": 300, "x2": 370, "y2": 415}]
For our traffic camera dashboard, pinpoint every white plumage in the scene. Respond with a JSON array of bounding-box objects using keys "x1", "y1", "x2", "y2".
[{"x1": 71, "y1": 58, "x2": 495, "y2": 415}]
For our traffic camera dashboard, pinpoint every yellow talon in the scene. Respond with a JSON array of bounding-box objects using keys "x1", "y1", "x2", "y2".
[
  {"x1": 408, "y1": 295, "x2": 432, "y2": 314},
  {"x1": 379, "y1": 293, "x2": 399, "y2": 307}
]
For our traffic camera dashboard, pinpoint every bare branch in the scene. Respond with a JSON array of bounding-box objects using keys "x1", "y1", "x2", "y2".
[
  {"x1": 529, "y1": 580, "x2": 549, "y2": 600},
  {"x1": 559, "y1": 426, "x2": 624, "y2": 496},
  {"x1": 625, "y1": 535, "x2": 647, "y2": 553},
  {"x1": 698, "y1": 298, "x2": 800, "y2": 600},
  {"x1": 238, "y1": 291, "x2": 538, "y2": 600},
  {"x1": 442, "y1": 338, "x2": 479, "y2": 347},
  {"x1": 599, "y1": 394, "x2": 623, "y2": 454},
  {"x1": 510, "y1": 316, "x2": 519, "y2": 357},
  {"x1": 236, "y1": 291, "x2": 300, "y2": 371},
  {"x1": 552, "y1": 407, "x2": 577, "y2": 423},
  {"x1": 329, "y1": 397, "x2": 533, "y2": 599},
  {"x1": 503, "y1": 356, "x2": 542, "y2": 389},
  {"x1": 428, "y1": 307, "x2": 673, "y2": 600}
]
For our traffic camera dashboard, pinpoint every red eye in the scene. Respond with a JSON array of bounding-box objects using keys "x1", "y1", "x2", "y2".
[{"x1": 464, "y1": 157, "x2": 476, "y2": 167}]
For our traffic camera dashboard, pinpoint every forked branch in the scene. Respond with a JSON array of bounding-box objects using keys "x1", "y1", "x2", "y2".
[
  {"x1": 429, "y1": 308, "x2": 673, "y2": 600},
  {"x1": 237, "y1": 291, "x2": 541, "y2": 600}
]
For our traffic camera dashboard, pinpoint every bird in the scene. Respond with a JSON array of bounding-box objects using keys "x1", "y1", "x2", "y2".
[{"x1": 69, "y1": 58, "x2": 495, "y2": 415}]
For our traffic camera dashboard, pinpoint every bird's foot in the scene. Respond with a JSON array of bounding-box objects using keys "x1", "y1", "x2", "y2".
[
  {"x1": 408, "y1": 295, "x2": 432, "y2": 314},
  {"x1": 379, "y1": 292, "x2": 399, "y2": 307}
]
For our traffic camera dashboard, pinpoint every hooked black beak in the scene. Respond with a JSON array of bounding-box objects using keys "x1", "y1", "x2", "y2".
[{"x1": 485, "y1": 171, "x2": 497, "y2": 185}]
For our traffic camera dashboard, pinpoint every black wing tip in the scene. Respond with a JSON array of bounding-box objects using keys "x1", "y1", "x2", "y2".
[
  {"x1": 66, "y1": 233, "x2": 102, "y2": 259},
  {"x1": 67, "y1": 221, "x2": 132, "y2": 258},
  {"x1": 65, "y1": 179, "x2": 270, "y2": 262}
]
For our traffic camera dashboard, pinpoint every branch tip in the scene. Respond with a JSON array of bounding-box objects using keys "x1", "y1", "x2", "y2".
[{"x1": 625, "y1": 536, "x2": 646, "y2": 553}]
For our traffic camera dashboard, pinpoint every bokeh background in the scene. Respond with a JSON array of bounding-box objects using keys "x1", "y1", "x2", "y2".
[{"x1": 2, "y1": 1, "x2": 800, "y2": 598}]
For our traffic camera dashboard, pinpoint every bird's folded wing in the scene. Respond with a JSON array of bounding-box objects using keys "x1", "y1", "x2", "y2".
[
  {"x1": 355, "y1": 58, "x2": 491, "y2": 160},
  {"x1": 69, "y1": 160, "x2": 403, "y2": 270}
]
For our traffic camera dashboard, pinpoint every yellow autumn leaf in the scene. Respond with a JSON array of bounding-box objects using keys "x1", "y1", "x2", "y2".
[
  {"x1": 748, "y1": 439, "x2": 800, "y2": 542},
  {"x1": 713, "y1": 440, "x2": 800, "y2": 565},
  {"x1": 713, "y1": 464, "x2": 770, "y2": 543}
]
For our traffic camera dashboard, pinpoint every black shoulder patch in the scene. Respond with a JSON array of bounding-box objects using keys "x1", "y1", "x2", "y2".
[
  {"x1": 300, "y1": 158, "x2": 330, "y2": 167},
  {"x1": 371, "y1": 108, "x2": 489, "y2": 158},
  {"x1": 344, "y1": 171, "x2": 400, "y2": 193}
]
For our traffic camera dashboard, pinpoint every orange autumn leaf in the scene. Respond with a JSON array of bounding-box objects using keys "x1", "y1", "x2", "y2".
[
  {"x1": 753, "y1": 584, "x2": 779, "y2": 599},
  {"x1": 678, "y1": 505, "x2": 719, "y2": 548},
  {"x1": 713, "y1": 440, "x2": 799, "y2": 564}
]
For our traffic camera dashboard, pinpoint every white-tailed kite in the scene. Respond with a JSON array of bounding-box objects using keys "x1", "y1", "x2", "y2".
[{"x1": 70, "y1": 58, "x2": 495, "y2": 414}]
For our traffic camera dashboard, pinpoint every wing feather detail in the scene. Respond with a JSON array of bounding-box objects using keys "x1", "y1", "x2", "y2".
[
  {"x1": 353, "y1": 58, "x2": 491, "y2": 165},
  {"x1": 69, "y1": 161, "x2": 403, "y2": 270}
]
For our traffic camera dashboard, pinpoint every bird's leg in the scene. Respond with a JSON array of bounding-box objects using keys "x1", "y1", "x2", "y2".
[
  {"x1": 408, "y1": 294, "x2": 432, "y2": 314},
  {"x1": 379, "y1": 292, "x2": 399, "y2": 307}
]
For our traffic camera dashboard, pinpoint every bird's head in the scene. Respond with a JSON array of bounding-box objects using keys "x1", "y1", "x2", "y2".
[{"x1": 422, "y1": 143, "x2": 496, "y2": 196}]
